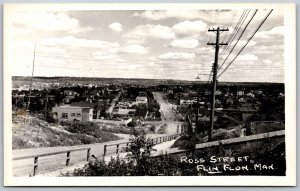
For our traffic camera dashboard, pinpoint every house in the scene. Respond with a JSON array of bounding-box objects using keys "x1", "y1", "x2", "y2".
[
  {"x1": 180, "y1": 99, "x2": 197, "y2": 105},
  {"x1": 216, "y1": 90, "x2": 223, "y2": 95},
  {"x1": 237, "y1": 89, "x2": 245, "y2": 96},
  {"x1": 246, "y1": 92, "x2": 255, "y2": 98},
  {"x1": 71, "y1": 101, "x2": 102, "y2": 119},
  {"x1": 63, "y1": 95, "x2": 75, "y2": 104},
  {"x1": 112, "y1": 108, "x2": 136, "y2": 119},
  {"x1": 278, "y1": 92, "x2": 285, "y2": 99},
  {"x1": 63, "y1": 90, "x2": 77, "y2": 96},
  {"x1": 52, "y1": 105, "x2": 93, "y2": 122},
  {"x1": 138, "y1": 91, "x2": 147, "y2": 96},
  {"x1": 238, "y1": 97, "x2": 246, "y2": 103},
  {"x1": 136, "y1": 96, "x2": 148, "y2": 104},
  {"x1": 226, "y1": 98, "x2": 234, "y2": 105}
]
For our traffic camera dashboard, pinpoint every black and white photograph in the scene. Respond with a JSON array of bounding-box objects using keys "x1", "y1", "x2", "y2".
[{"x1": 3, "y1": 3, "x2": 296, "y2": 186}]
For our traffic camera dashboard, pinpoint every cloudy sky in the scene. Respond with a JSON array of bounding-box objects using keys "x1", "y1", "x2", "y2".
[{"x1": 10, "y1": 9, "x2": 284, "y2": 82}]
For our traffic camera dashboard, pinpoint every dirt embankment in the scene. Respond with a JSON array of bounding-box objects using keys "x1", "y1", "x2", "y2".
[{"x1": 12, "y1": 115, "x2": 120, "y2": 150}]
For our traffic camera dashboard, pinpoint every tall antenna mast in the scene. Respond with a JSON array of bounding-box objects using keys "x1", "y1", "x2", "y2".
[{"x1": 26, "y1": 42, "x2": 37, "y2": 112}]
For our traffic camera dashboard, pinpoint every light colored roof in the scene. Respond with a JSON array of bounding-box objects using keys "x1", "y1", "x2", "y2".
[
  {"x1": 54, "y1": 105, "x2": 90, "y2": 109},
  {"x1": 116, "y1": 109, "x2": 136, "y2": 115},
  {"x1": 136, "y1": 96, "x2": 147, "y2": 100}
]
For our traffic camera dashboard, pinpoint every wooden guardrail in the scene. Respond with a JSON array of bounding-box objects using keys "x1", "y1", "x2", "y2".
[
  {"x1": 12, "y1": 133, "x2": 180, "y2": 176},
  {"x1": 13, "y1": 147, "x2": 91, "y2": 176},
  {"x1": 103, "y1": 133, "x2": 181, "y2": 159},
  {"x1": 151, "y1": 130, "x2": 285, "y2": 157},
  {"x1": 12, "y1": 130, "x2": 284, "y2": 176}
]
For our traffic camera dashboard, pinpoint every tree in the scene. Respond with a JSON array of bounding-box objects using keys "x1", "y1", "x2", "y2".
[{"x1": 127, "y1": 132, "x2": 155, "y2": 175}]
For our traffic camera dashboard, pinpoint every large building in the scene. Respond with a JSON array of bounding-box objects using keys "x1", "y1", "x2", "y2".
[{"x1": 52, "y1": 105, "x2": 93, "y2": 122}]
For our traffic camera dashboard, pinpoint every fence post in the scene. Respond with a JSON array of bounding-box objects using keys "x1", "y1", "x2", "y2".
[
  {"x1": 116, "y1": 144, "x2": 119, "y2": 154},
  {"x1": 156, "y1": 138, "x2": 158, "y2": 145},
  {"x1": 33, "y1": 157, "x2": 38, "y2": 176},
  {"x1": 66, "y1": 151, "x2": 71, "y2": 166},
  {"x1": 87, "y1": 148, "x2": 91, "y2": 161},
  {"x1": 103, "y1": 145, "x2": 107, "y2": 160},
  {"x1": 126, "y1": 142, "x2": 129, "y2": 152}
]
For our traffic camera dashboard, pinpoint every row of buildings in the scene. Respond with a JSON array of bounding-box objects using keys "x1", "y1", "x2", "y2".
[{"x1": 52, "y1": 95, "x2": 149, "y2": 122}]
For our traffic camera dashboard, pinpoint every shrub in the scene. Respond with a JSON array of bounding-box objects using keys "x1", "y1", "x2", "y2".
[
  {"x1": 61, "y1": 121, "x2": 119, "y2": 142},
  {"x1": 246, "y1": 122, "x2": 284, "y2": 135},
  {"x1": 62, "y1": 133, "x2": 180, "y2": 176},
  {"x1": 211, "y1": 127, "x2": 241, "y2": 141},
  {"x1": 12, "y1": 136, "x2": 30, "y2": 149}
]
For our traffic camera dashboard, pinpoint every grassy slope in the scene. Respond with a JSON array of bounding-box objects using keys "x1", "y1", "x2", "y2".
[{"x1": 12, "y1": 115, "x2": 120, "y2": 150}]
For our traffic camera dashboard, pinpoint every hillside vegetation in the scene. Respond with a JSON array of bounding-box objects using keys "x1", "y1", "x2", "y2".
[{"x1": 12, "y1": 115, "x2": 120, "y2": 150}]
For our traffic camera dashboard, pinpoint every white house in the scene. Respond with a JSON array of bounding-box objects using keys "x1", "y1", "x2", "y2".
[{"x1": 52, "y1": 105, "x2": 93, "y2": 122}]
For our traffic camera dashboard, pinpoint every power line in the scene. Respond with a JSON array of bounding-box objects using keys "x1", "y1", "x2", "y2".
[
  {"x1": 218, "y1": 9, "x2": 258, "y2": 72},
  {"x1": 218, "y1": 9, "x2": 274, "y2": 78},
  {"x1": 219, "y1": 10, "x2": 239, "y2": 54},
  {"x1": 208, "y1": 10, "x2": 247, "y2": 83},
  {"x1": 218, "y1": 10, "x2": 249, "y2": 63}
]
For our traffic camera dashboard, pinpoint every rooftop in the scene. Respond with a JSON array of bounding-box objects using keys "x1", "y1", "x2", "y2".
[{"x1": 54, "y1": 105, "x2": 90, "y2": 109}]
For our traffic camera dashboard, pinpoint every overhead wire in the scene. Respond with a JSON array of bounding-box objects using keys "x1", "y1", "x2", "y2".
[
  {"x1": 218, "y1": 9, "x2": 274, "y2": 78},
  {"x1": 218, "y1": 9, "x2": 248, "y2": 63},
  {"x1": 217, "y1": 9, "x2": 258, "y2": 72}
]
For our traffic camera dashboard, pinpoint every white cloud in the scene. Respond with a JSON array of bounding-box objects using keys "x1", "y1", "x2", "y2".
[
  {"x1": 158, "y1": 52, "x2": 195, "y2": 61},
  {"x1": 231, "y1": 40, "x2": 257, "y2": 47},
  {"x1": 126, "y1": 39, "x2": 145, "y2": 45},
  {"x1": 263, "y1": 59, "x2": 272, "y2": 64},
  {"x1": 236, "y1": 54, "x2": 258, "y2": 61},
  {"x1": 119, "y1": 44, "x2": 149, "y2": 54},
  {"x1": 170, "y1": 38, "x2": 199, "y2": 49},
  {"x1": 109, "y1": 22, "x2": 123, "y2": 32},
  {"x1": 41, "y1": 36, "x2": 120, "y2": 49},
  {"x1": 93, "y1": 52, "x2": 124, "y2": 62},
  {"x1": 194, "y1": 47, "x2": 214, "y2": 53},
  {"x1": 254, "y1": 26, "x2": 284, "y2": 39},
  {"x1": 133, "y1": 10, "x2": 204, "y2": 20},
  {"x1": 13, "y1": 12, "x2": 91, "y2": 34},
  {"x1": 125, "y1": 24, "x2": 175, "y2": 40},
  {"x1": 172, "y1": 20, "x2": 207, "y2": 37}
]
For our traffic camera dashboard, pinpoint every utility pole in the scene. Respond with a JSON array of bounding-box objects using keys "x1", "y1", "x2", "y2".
[
  {"x1": 195, "y1": 87, "x2": 200, "y2": 132},
  {"x1": 207, "y1": 27, "x2": 228, "y2": 141},
  {"x1": 44, "y1": 90, "x2": 48, "y2": 119},
  {"x1": 27, "y1": 42, "x2": 37, "y2": 112}
]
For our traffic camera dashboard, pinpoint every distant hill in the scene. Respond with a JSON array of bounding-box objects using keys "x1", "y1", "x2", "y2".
[{"x1": 12, "y1": 76, "x2": 284, "y2": 87}]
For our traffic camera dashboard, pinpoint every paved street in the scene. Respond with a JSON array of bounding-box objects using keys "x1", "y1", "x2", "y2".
[
  {"x1": 153, "y1": 92, "x2": 183, "y2": 134},
  {"x1": 106, "y1": 91, "x2": 121, "y2": 114}
]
